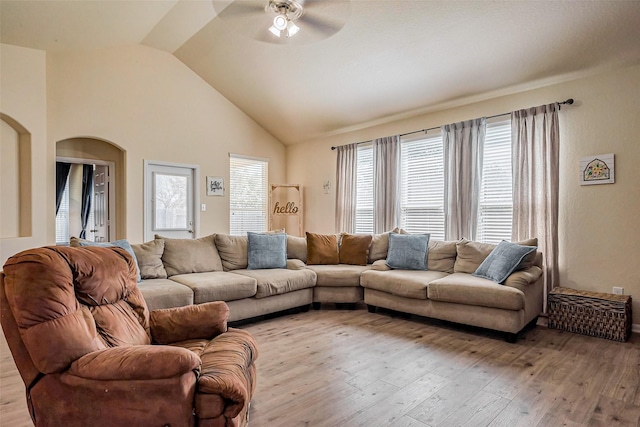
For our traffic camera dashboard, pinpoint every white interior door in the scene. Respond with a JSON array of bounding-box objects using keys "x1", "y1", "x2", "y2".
[
  {"x1": 144, "y1": 162, "x2": 198, "y2": 241},
  {"x1": 92, "y1": 164, "x2": 109, "y2": 242}
]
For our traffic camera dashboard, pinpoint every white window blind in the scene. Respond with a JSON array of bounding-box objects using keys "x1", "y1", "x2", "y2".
[
  {"x1": 477, "y1": 120, "x2": 513, "y2": 244},
  {"x1": 400, "y1": 133, "x2": 445, "y2": 240},
  {"x1": 355, "y1": 144, "x2": 374, "y2": 234},
  {"x1": 55, "y1": 177, "x2": 70, "y2": 244},
  {"x1": 229, "y1": 155, "x2": 268, "y2": 235}
]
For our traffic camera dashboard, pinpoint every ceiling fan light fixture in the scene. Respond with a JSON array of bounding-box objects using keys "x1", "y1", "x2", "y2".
[{"x1": 266, "y1": 0, "x2": 304, "y2": 38}]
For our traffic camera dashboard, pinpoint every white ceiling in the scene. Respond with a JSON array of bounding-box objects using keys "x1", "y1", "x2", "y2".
[{"x1": 2, "y1": 0, "x2": 640, "y2": 145}]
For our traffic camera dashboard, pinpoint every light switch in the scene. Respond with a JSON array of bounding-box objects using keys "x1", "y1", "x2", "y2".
[{"x1": 201, "y1": 203, "x2": 206, "y2": 212}]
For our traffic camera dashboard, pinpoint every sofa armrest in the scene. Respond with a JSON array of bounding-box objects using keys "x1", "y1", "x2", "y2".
[
  {"x1": 69, "y1": 345, "x2": 200, "y2": 381},
  {"x1": 286, "y1": 259, "x2": 306, "y2": 270},
  {"x1": 198, "y1": 328, "x2": 259, "y2": 419},
  {"x1": 150, "y1": 301, "x2": 229, "y2": 344},
  {"x1": 504, "y1": 266, "x2": 543, "y2": 288},
  {"x1": 370, "y1": 259, "x2": 391, "y2": 271}
]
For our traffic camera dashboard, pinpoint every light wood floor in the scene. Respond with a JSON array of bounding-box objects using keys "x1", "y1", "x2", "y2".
[{"x1": 2, "y1": 307, "x2": 640, "y2": 426}]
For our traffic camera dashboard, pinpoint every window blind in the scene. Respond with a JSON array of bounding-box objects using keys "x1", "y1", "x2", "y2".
[
  {"x1": 229, "y1": 154, "x2": 268, "y2": 235},
  {"x1": 477, "y1": 120, "x2": 513, "y2": 244},
  {"x1": 355, "y1": 144, "x2": 374, "y2": 234},
  {"x1": 400, "y1": 133, "x2": 445, "y2": 239},
  {"x1": 55, "y1": 178, "x2": 70, "y2": 244}
]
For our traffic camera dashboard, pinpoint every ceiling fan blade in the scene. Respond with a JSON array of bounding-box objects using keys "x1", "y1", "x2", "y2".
[
  {"x1": 302, "y1": 14, "x2": 345, "y2": 37},
  {"x1": 213, "y1": 0, "x2": 264, "y2": 19}
]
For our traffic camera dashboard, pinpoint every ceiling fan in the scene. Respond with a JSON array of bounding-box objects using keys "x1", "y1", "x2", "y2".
[{"x1": 212, "y1": 0, "x2": 351, "y2": 44}]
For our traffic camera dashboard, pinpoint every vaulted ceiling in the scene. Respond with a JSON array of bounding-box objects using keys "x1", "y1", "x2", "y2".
[{"x1": 2, "y1": 0, "x2": 640, "y2": 145}]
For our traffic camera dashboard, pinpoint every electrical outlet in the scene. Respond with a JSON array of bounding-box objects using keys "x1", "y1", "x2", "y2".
[{"x1": 613, "y1": 287, "x2": 624, "y2": 295}]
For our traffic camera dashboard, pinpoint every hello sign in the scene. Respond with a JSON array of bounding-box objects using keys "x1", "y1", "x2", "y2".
[{"x1": 269, "y1": 184, "x2": 303, "y2": 236}]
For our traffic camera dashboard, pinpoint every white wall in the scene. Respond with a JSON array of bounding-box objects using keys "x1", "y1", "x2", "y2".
[
  {"x1": 46, "y1": 44, "x2": 286, "y2": 244},
  {"x1": 287, "y1": 64, "x2": 640, "y2": 325},
  {"x1": 0, "y1": 44, "x2": 50, "y2": 263}
]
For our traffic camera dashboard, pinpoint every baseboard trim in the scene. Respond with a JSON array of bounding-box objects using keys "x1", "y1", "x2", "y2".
[{"x1": 538, "y1": 317, "x2": 639, "y2": 336}]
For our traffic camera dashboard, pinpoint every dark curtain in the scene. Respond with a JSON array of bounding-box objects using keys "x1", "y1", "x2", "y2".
[
  {"x1": 56, "y1": 162, "x2": 72, "y2": 215},
  {"x1": 79, "y1": 164, "x2": 94, "y2": 239}
]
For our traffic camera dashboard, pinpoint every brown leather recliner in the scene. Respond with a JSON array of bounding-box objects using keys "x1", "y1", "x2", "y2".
[{"x1": 0, "y1": 246, "x2": 258, "y2": 427}]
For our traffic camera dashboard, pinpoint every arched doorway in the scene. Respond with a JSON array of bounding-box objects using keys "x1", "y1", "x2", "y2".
[{"x1": 55, "y1": 137, "x2": 126, "y2": 243}]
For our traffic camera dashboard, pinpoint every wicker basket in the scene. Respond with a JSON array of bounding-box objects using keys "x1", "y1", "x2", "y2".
[{"x1": 548, "y1": 287, "x2": 632, "y2": 342}]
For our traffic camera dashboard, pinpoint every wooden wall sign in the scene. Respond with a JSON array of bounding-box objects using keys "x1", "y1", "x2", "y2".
[{"x1": 269, "y1": 184, "x2": 303, "y2": 236}]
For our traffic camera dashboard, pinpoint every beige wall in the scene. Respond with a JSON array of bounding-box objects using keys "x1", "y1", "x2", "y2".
[
  {"x1": 46, "y1": 44, "x2": 286, "y2": 244},
  {"x1": 1, "y1": 120, "x2": 20, "y2": 237},
  {"x1": 0, "y1": 44, "x2": 50, "y2": 263},
  {"x1": 1, "y1": 43, "x2": 285, "y2": 264},
  {"x1": 287, "y1": 64, "x2": 640, "y2": 325}
]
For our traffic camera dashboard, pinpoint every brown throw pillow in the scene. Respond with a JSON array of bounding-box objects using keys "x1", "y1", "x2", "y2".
[
  {"x1": 306, "y1": 232, "x2": 339, "y2": 265},
  {"x1": 339, "y1": 233, "x2": 372, "y2": 266}
]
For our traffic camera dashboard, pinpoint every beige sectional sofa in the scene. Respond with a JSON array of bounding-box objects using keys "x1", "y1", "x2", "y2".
[{"x1": 109, "y1": 232, "x2": 543, "y2": 341}]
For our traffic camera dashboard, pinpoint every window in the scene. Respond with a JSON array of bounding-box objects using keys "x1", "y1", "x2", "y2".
[
  {"x1": 400, "y1": 133, "x2": 445, "y2": 239},
  {"x1": 477, "y1": 120, "x2": 512, "y2": 244},
  {"x1": 55, "y1": 177, "x2": 70, "y2": 244},
  {"x1": 351, "y1": 119, "x2": 513, "y2": 243},
  {"x1": 229, "y1": 154, "x2": 268, "y2": 235},
  {"x1": 355, "y1": 144, "x2": 374, "y2": 233}
]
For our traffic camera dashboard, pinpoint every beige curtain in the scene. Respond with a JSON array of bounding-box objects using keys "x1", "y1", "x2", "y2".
[
  {"x1": 511, "y1": 103, "x2": 560, "y2": 309},
  {"x1": 335, "y1": 143, "x2": 358, "y2": 233},
  {"x1": 443, "y1": 118, "x2": 486, "y2": 240},
  {"x1": 373, "y1": 136, "x2": 400, "y2": 233}
]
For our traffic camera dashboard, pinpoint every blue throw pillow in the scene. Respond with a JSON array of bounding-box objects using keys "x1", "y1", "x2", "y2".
[
  {"x1": 472, "y1": 240, "x2": 537, "y2": 284},
  {"x1": 247, "y1": 232, "x2": 287, "y2": 270},
  {"x1": 386, "y1": 232, "x2": 430, "y2": 270},
  {"x1": 79, "y1": 239, "x2": 141, "y2": 282}
]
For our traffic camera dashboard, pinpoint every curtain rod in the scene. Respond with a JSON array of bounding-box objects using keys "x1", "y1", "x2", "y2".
[{"x1": 330, "y1": 98, "x2": 574, "y2": 150}]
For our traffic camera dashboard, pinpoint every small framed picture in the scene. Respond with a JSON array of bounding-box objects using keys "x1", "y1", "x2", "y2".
[
  {"x1": 579, "y1": 154, "x2": 615, "y2": 186},
  {"x1": 206, "y1": 176, "x2": 224, "y2": 196}
]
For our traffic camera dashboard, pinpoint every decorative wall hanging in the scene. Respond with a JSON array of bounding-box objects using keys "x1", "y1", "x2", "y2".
[
  {"x1": 269, "y1": 184, "x2": 303, "y2": 236},
  {"x1": 206, "y1": 176, "x2": 225, "y2": 196},
  {"x1": 580, "y1": 154, "x2": 615, "y2": 186}
]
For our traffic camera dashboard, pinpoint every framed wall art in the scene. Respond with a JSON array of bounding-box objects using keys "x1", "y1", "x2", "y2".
[
  {"x1": 580, "y1": 153, "x2": 615, "y2": 186},
  {"x1": 206, "y1": 176, "x2": 224, "y2": 196}
]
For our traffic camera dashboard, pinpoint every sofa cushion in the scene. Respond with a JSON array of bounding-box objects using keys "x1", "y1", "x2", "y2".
[
  {"x1": 232, "y1": 268, "x2": 317, "y2": 299},
  {"x1": 427, "y1": 273, "x2": 525, "y2": 311},
  {"x1": 72, "y1": 237, "x2": 142, "y2": 282},
  {"x1": 454, "y1": 238, "x2": 538, "y2": 274},
  {"x1": 472, "y1": 240, "x2": 537, "y2": 284},
  {"x1": 386, "y1": 232, "x2": 429, "y2": 270},
  {"x1": 131, "y1": 239, "x2": 167, "y2": 279},
  {"x1": 157, "y1": 234, "x2": 223, "y2": 276},
  {"x1": 306, "y1": 232, "x2": 339, "y2": 265},
  {"x1": 137, "y1": 278, "x2": 194, "y2": 311},
  {"x1": 214, "y1": 234, "x2": 249, "y2": 271},
  {"x1": 247, "y1": 232, "x2": 287, "y2": 270},
  {"x1": 306, "y1": 264, "x2": 371, "y2": 287},
  {"x1": 361, "y1": 269, "x2": 448, "y2": 300},
  {"x1": 169, "y1": 272, "x2": 257, "y2": 303},
  {"x1": 427, "y1": 240, "x2": 457, "y2": 273},
  {"x1": 287, "y1": 234, "x2": 307, "y2": 262},
  {"x1": 339, "y1": 233, "x2": 372, "y2": 266}
]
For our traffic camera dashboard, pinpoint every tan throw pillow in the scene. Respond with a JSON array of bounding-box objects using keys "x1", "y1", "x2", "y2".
[
  {"x1": 454, "y1": 238, "x2": 538, "y2": 274},
  {"x1": 214, "y1": 234, "x2": 248, "y2": 271},
  {"x1": 367, "y1": 228, "x2": 406, "y2": 263},
  {"x1": 339, "y1": 233, "x2": 372, "y2": 266},
  {"x1": 156, "y1": 234, "x2": 222, "y2": 276},
  {"x1": 427, "y1": 240, "x2": 458, "y2": 273},
  {"x1": 131, "y1": 239, "x2": 167, "y2": 279},
  {"x1": 306, "y1": 232, "x2": 339, "y2": 265},
  {"x1": 286, "y1": 234, "x2": 307, "y2": 263}
]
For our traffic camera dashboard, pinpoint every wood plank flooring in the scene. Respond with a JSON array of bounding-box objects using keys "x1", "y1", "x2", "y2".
[{"x1": 2, "y1": 306, "x2": 639, "y2": 426}]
